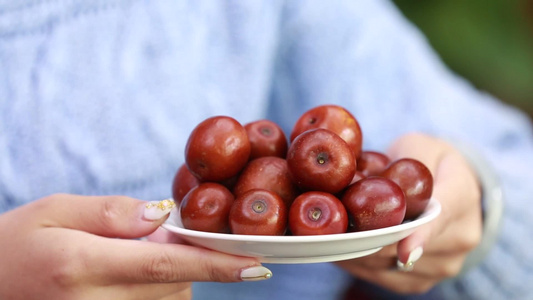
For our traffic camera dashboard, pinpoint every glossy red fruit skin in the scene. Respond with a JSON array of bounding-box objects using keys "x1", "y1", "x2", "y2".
[
  {"x1": 180, "y1": 182, "x2": 234, "y2": 233},
  {"x1": 381, "y1": 158, "x2": 433, "y2": 220},
  {"x1": 289, "y1": 191, "x2": 348, "y2": 235},
  {"x1": 290, "y1": 105, "x2": 363, "y2": 159},
  {"x1": 171, "y1": 163, "x2": 200, "y2": 204},
  {"x1": 336, "y1": 170, "x2": 366, "y2": 199},
  {"x1": 342, "y1": 177, "x2": 406, "y2": 231},
  {"x1": 219, "y1": 173, "x2": 240, "y2": 191},
  {"x1": 244, "y1": 119, "x2": 288, "y2": 159},
  {"x1": 286, "y1": 128, "x2": 356, "y2": 194},
  {"x1": 233, "y1": 156, "x2": 300, "y2": 208},
  {"x1": 229, "y1": 189, "x2": 287, "y2": 235},
  {"x1": 357, "y1": 151, "x2": 391, "y2": 177},
  {"x1": 185, "y1": 116, "x2": 251, "y2": 182}
]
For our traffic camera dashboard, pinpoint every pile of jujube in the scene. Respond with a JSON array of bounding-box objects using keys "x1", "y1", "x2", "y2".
[{"x1": 172, "y1": 105, "x2": 433, "y2": 236}]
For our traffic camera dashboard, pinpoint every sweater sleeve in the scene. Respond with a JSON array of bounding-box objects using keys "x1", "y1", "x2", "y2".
[{"x1": 268, "y1": 0, "x2": 533, "y2": 299}]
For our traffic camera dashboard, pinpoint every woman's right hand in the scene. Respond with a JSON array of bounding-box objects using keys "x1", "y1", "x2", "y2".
[{"x1": 0, "y1": 194, "x2": 272, "y2": 300}]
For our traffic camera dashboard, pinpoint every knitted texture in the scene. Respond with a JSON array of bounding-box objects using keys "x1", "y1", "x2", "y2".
[{"x1": 1, "y1": 1, "x2": 532, "y2": 299}]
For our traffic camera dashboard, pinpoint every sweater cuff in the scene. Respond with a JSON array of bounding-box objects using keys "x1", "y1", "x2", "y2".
[{"x1": 450, "y1": 140, "x2": 504, "y2": 275}]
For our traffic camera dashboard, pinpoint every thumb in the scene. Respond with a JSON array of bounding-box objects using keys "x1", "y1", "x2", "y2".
[{"x1": 35, "y1": 194, "x2": 173, "y2": 239}]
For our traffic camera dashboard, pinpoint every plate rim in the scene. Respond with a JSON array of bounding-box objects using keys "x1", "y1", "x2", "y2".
[{"x1": 161, "y1": 197, "x2": 441, "y2": 243}]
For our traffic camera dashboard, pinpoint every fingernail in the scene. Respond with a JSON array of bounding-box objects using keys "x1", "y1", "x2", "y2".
[
  {"x1": 397, "y1": 246, "x2": 423, "y2": 272},
  {"x1": 144, "y1": 199, "x2": 176, "y2": 220},
  {"x1": 240, "y1": 266, "x2": 273, "y2": 281}
]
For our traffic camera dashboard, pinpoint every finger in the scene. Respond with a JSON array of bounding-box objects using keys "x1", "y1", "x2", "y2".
[
  {"x1": 352, "y1": 248, "x2": 468, "y2": 277},
  {"x1": 368, "y1": 244, "x2": 397, "y2": 258},
  {"x1": 336, "y1": 244, "x2": 397, "y2": 270},
  {"x1": 146, "y1": 227, "x2": 187, "y2": 244},
  {"x1": 425, "y1": 203, "x2": 482, "y2": 255},
  {"x1": 397, "y1": 149, "x2": 481, "y2": 263},
  {"x1": 86, "y1": 282, "x2": 191, "y2": 300},
  {"x1": 123, "y1": 282, "x2": 191, "y2": 300},
  {"x1": 401, "y1": 252, "x2": 469, "y2": 280},
  {"x1": 66, "y1": 232, "x2": 272, "y2": 284},
  {"x1": 397, "y1": 205, "x2": 481, "y2": 274},
  {"x1": 340, "y1": 253, "x2": 466, "y2": 285},
  {"x1": 345, "y1": 265, "x2": 439, "y2": 295},
  {"x1": 35, "y1": 194, "x2": 174, "y2": 239},
  {"x1": 159, "y1": 288, "x2": 192, "y2": 300},
  {"x1": 337, "y1": 255, "x2": 397, "y2": 270},
  {"x1": 347, "y1": 205, "x2": 479, "y2": 274}
]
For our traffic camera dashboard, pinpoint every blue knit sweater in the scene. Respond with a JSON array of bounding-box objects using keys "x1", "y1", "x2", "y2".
[{"x1": 1, "y1": 1, "x2": 532, "y2": 299}]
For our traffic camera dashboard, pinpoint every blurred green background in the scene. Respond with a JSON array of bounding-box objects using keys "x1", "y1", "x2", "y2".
[{"x1": 393, "y1": 0, "x2": 533, "y2": 119}]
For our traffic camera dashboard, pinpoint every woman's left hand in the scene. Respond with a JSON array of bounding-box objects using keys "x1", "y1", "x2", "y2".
[{"x1": 336, "y1": 133, "x2": 483, "y2": 294}]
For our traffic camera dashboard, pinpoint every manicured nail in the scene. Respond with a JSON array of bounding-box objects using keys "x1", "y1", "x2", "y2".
[
  {"x1": 397, "y1": 247, "x2": 423, "y2": 272},
  {"x1": 144, "y1": 199, "x2": 176, "y2": 220},
  {"x1": 240, "y1": 266, "x2": 273, "y2": 281}
]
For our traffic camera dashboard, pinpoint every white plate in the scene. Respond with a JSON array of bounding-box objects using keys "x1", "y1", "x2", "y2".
[{"x1": 161, "y1": 198, "x2": 441, "y2": 264}]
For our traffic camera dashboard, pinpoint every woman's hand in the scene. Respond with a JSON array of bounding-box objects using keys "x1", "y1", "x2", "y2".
[
  {"x1": 336, "y1": 133, "x2": 483, "y2": 294},
  {"x1": 0, "y1": 194, "x2": 272, "y2": 300}
]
